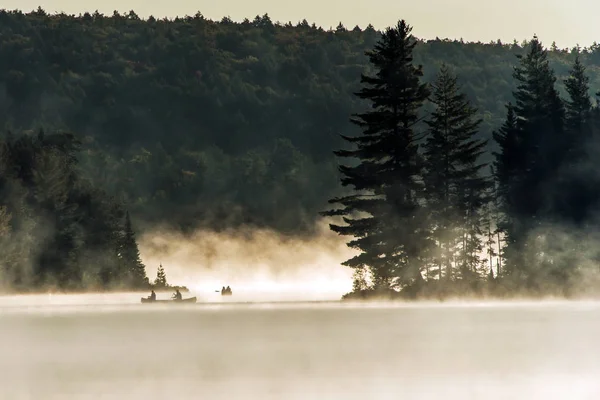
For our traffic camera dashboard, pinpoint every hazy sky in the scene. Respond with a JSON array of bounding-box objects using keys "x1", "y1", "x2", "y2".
[{"x1": 3, "y1": 0, "x2": 599, "y2": 48}]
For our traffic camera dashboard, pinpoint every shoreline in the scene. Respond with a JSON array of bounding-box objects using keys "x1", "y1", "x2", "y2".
[{"x1": 341, "y1": 288, "x2": 600, "y2": 302}]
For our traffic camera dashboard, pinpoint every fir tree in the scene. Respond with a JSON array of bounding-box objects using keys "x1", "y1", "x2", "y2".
[
  {"x1": 154, "y1": 263, "x2": 167, "y2": 287},
  {"x1": 564, "y1": 54, "x2": 593, "y2": 143},
  {"x1": 557, "y1": 54, "x2": 595, "y2": 224},
  {"x1": 322, "y1": 20, "x2": 430, "y2": 291},
  {"x1": 422, "y1": 64, "x2": 489, "y2": 282},
  {"x1": 494, "y1": 36, "x2": 566, "y2": 289},
  {"x1": 512, "y1": 36, "x2": 565, "y2": 220},
  {"x1": 118, "y1": 211, "x2": 148, "y2": 288},
  {"x1": 493, "y1": 104, "x2": 519, "y2": 203}
]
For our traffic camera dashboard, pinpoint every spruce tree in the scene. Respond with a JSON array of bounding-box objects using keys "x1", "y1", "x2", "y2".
[
  {"x1": 557, "y1": 54, "x2": 595, "y2": 224},
  {"x1": 512, "y1": 36, "x2": 565, "y2": 220},
  {"x1": 154, "y1": 263, "x2": 167, "y2": 287},
  {"x1": 422, "y1": 64, "x2": 489, "y2": 282},
  {"x1": 118, "y1": 211, "x2": 148, "y2": 288},
  {"x1": 493, "y1": 104, "x2": 520, "y2": 204},
  {"x1": 494, "y1": 36, "x2": 566, "y2": 288},
  {"x1": 322, "y1": 20, "x2": 430, "y2": 292},
  {"x1": 564, "y1": 54, "x2": 593, "y2": 143}
]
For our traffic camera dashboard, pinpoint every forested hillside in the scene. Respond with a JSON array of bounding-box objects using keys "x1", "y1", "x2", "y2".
[{"x1": 2, "y1": 8, "x2": 600, "y2": 235}]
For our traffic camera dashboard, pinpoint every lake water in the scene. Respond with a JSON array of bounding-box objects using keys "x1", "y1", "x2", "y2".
[{"x1": 1, "y1": 293, "x2": 600, "y2": 399}]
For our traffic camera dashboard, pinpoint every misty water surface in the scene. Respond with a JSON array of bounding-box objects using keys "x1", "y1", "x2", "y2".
[{"x1": 1, "y1": 294, "x2": 600, "y2": 399}]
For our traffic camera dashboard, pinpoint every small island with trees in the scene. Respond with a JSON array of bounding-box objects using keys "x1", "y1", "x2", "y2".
[{"x1": 150, "y1": 263, "x2": 189, "y2": 293}]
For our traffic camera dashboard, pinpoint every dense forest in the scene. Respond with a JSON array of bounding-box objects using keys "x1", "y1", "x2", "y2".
[
  {"x1": 0, "y1": 130, "x2": 179, "y2": 292},
  {"x1": 1, "y1": 8, "x2": 600, "y2": 295},
  {"x1": 0, "y1": 129, "x2": 149, "y2": 291}
]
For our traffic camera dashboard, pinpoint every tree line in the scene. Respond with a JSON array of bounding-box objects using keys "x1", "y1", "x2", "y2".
[
  {"x1": 0, "y1": 130, "x2": 152, "y2": 291},
  {"x1": 0, "y1": 127, "x2": 186, "y2": 292},
  {"x1": 324, "y1": 21, "x2": 600, "y2": 299}
]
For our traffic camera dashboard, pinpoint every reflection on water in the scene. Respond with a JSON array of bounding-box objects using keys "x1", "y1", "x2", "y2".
[{"x1": 1, "y1": 295, "x2": 600, "y2": 399}]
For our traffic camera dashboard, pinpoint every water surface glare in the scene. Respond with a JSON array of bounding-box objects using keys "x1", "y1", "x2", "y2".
[{"x1": 1, "y1": 296, "x2": 600, "y2": 399}]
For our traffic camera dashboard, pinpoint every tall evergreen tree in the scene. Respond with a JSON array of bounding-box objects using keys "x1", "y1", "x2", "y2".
[
  {"x1": 322, "y1": 20, "x2": 430, "y2": 292},
  {"x1": 564, "y1": 54, "x2": 593, "y2": 142},
  {"x1": 494, "y1": 36, "x2": 566, "y2": 290},
  {"x1": 118, "y1": 211, "x2": 148, "y2": 288},
  {"x1": 422, "y1": 64, "x2": 489, "y2": 282},
  {"x1": 557, "y1": 54, "x2": 595, "y2": 224},
  {"x1": 512, "y1": 36, "x2": 565, "y2": 219}
]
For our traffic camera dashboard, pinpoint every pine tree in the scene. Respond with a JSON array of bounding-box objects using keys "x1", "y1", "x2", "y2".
[
  {"x1": 493, "y1": 104, "x2": 519, "y2": 202},
  {"x1": 422, "y1": 64, "x2": 489, "y2": 283},
  {"x1": 557, "y1": 54, "x2": 595, "y2": 224},
  {"x1": 494, "y1": 36, "x2": 566, "y2": 289},
  {"x1": 564, "y1": 54, "x2": 593, "y2": 143},
  {"x1": 512, "y1": 36, "x2": 565, "y2": 220},
  {"x1": 90, "y1": 197, "x2": 127, "y2": 289},
  {"x1": 118, "y1": 211, "x2": 148, "y2": 288},
  {"x1": 322, "y1": 20, "x2": 430, "y2": 292},
  {"x1": 154, "y1": 263, "x2": 167, "y2": 287}
]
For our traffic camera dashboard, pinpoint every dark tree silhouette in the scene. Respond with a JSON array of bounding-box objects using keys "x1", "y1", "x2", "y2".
[
  {"x1": 423, "y1": 64, "x2": 489, "y2": 283},
  {"x1": 154, "y1": 263, "x2": 168, "y2": 287},
  {"x1": 323, "y1": 20, "x2": 430, "y2": 291},
  {"x1": 118, "y1": 211, "x2": 149, "y2": 288}
]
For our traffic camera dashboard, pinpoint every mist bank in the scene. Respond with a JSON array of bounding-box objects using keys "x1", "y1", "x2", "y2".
[
  {"x1": 4, "y1": 217, "x2": 600, "y2": 301},
  {"x1": 137, "y1": 219, "x2": 356, "y2": 299},
  {"x1": 140, "y1": 217, "x2": 600, "y2": 302}
]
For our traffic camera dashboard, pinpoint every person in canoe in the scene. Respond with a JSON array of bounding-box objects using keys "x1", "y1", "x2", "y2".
[
  {"x1": 220, "y1": 286, "x2": 232, "y2": 295},
  {"x1": 172, "y1": 289, "x2": 182, "y2": 301},
  {"x1": 147, "y1": 290, "x2": 156, "y2": 301}
]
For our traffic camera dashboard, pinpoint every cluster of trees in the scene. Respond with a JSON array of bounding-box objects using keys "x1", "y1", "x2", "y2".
[
  {"x1": 1, "y1": 9, "x2": 599, "y2": 235},
  {"x1": 0, "y1": 130, "x2": 150, "y2": 291},
  {"x1": 154, "y1": 264, "x2": 167, "y2": 287},
  {"x1": 149, "y1": 263, "x2": 188, "y2": 291},
  {"x1": 325, "y1": 20, "x2": 600, "y2": 299}
]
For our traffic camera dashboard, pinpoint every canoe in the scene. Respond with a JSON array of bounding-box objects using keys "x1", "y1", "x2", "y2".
[{"x1": 141, "y1": 296, "x2": 197, "y2": 304}]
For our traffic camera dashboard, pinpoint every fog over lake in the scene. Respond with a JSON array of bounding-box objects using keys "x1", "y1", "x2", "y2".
[{"x1": 1, "y1": 293, "x2": 600, "y2": 399}]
